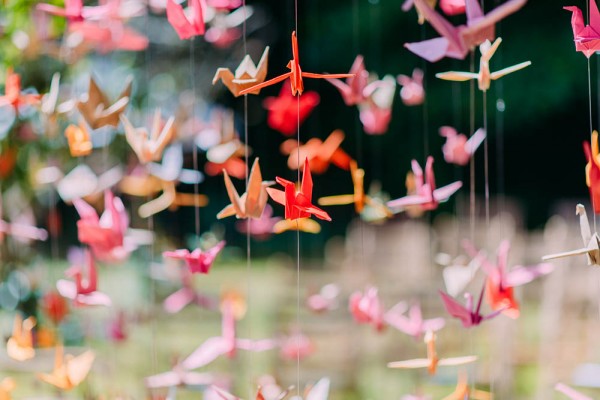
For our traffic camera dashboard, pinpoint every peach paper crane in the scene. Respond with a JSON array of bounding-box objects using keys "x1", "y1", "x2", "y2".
[
  {"x1": 180, "y1": 297, "x2": 277, "y2": 370},
  {"x1": 280, "y1": 129, "x2": 352, "y2": 174},
  {"x1": 387, "y1": 331, "x2": 477, "y2": 375},
  {"x1": 405, "y1": 0, "x2": 527, "y2": 62},
  {"x1": 64, "y1": 120, "x2": 93, "y2": 157},
  {"x1": 439, "y1": 126, "x2": 486, "y2": 166},
  {"x1": 56, "y1": 249, "x2": 111, "y2": 307},
  {"x1": 464, "y1": 240, "x2": 554, "y2": 319},
  {"x1": 397, "y1": 68, "x2": 425, "y2": 106},
  {"x1": 37, "y1": 345, "x2": 95, "y2": 391},
  {"x1": 318, "y1": 161, "x2": 393, "y2": 217},
  {"x1": 0, "y1": 68, "x2": 41, "y2": 110},
  {"x1": 442, "y1": 371, "x2": 492, "y2": 400},
  {"x1": 0, "y1": 378, "x2": 15, "y2": 400},
  {"x1": 217, "y1": 158, "x2": 273, "y2": 220},
  {"x1": 267, "y1": 158, "x2": 332, "y2": 222},
  {"x1": 349, "y1": 286, "x2": 386, "y2": 332},
  {"x1": 543, "y1": 204, "x2": 600, "y2": 266},
  {"x1": 238, "y1": 31, "x2": 354, "y2": 96},
  {"x1": 163, "y1": 240, "x2": 225, "y2": 274},
  {"x1": 384, "y1": 301, "x2": 445, "y2": 340},
  {"x1": 167, "y1": 0, "x2": 205, "y2": 40},
  {"x1": 77, "y1": 75, "x2": 132, "y2": 129},
  {"x1": 436, "y1": 38, "x2": 531, "y2": 92},
  {"x1": 565, "y1": 0, "x2": 600, "y2": 58},
  {"x1": 439, "y1": 285, "x2": 505, "y2": 327},
  {"x1": 584, "y1": 131, "x2": 600, "y2": 213},
  {"x1": 122, "y1": 110, "x2": 175, "y2": 164},
  {"x1": 262, "y1": 82, "x2": 320, "y2": 136},
  {"x1": 555, "y1": 383, "x2": 593, "y2": 400},
  {"x1": 387, "y1": 156, "x2": 462, "y2": 213},
  {"x1": 326, "y1": 55, "x2": 370, "y2": 106},
  {"x1": 213, "y1": 47, "x2": 270, "y2": 97},
  {"x1": 6, "y1": 314, "x2": 36, "y2": 361}
]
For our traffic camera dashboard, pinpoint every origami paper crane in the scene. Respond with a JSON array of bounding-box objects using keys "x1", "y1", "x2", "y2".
[
  {"x1": 272, "y1": 217, "x2": 322, "y2": 234},
  {"x1": 262, "y1": 82, "x2": 320, "y2": 136},
  {"x1": 388, "y1": 331, "x2": 477, "y2": 375},
  {"x1": 64, "y1": 120, "x2": 93, "y2": 157},
  {"x1": 440, "y1": 126, "x2": 486, "y2": 166},
  {"x1": 145, "y1": 365, "x2": 214, "y2": 390},
  {"x1": 6, "y1": 314, "x2": 36, "y2": 361},
  {"x1": 167, "y1": 0, "x2": 205, "y2": 39},
  {"x1": 57, "y1": 249, "x2": 112, "y2": 307},
  {"x1": 288, "y1": 378, "x2": 330, "y2": 400},
  {"x1": 318, "y1": 161, "x2": 393, "y2": 217},
  {"x1": 236, "y1": 204, "x2": 281, "y2": 239},
  {"x1": 217, "y1": 158, "x2": 273, "y2": 220},
  {"x1": 465, "y1": 240, "x2": 554, "y2": 319},
  {"x1": 358, "y1": 74, "x2": 396, "y2": 135},
  {"x1": 180, "y1": 298, "x2": 277, "y2": 370},
  {"x1": 163, "y1": 240, "x2": 225, "y2": 274},
  {"x1": 0, "y1": 217, "x2": 48, "y2": 242},
  {"x1": 439, "y1": 284, "x2": 504, "y2": 327},
  {"x1": 384, "y1": 301, "x2": 445, "y2": 340},
  {"x1": 402, "y1": 0, "x2": 437, "y2": 24},
  {"x1": 37, "y1": 164, "x2": 122, "y2": 203},
  {"x1": 0, "y1": 68, "x2": 41, "y2": 111},
  {"x1": 205, "y1": 6, "x2": 254, "y2": 48},
  {"x1": 41, "y1": 290, "x2": 69, "y2": 325},
  {"x1": 387, "y1": 156, "x2": 462, "y2": 213},
  {"x1": 279, "y1": 330, "x2": 315, "y2": 361},
  {"x1": 210, "y1": 386, "x2": 290, "y2": 400},
  {"x1": 436, "y1": 252, "x2": 483, "y2": 296},
  {"x1": 405, "y1": 0, "x2": 527, "y2": 62},
  {"x1": 280, "y1": 129, "x2": 352, "y2": 174},
  {"x1": 83, "y1": 0, "x2": 147, "y2": 22},
  {"x1": 543, "y1": 204, "x2": 600, "y2": 266},
  {"x1": 207, "y1": 0, "x2": 242, "y2": 9},
  {"x1": 213, "y1": 47, "x2": 270, "y2": 96},
  {"x1": 40, "y1": 73, "x2": 74, "y2": 136},
  {"x1": 440, "y1": 0, "x2": 466, "y2": 15},
  {"x1": 397, "y1": 68, "x2": 425, "y2": 106},
  {"x1": 584, "y1": 131, "x2": 600, "y2": 213},
  {"x1": 0, "y1": 378, "x2": 15, "y2": 400},
  {"x1": 37, "y1": 0, "x2": 103, "y2": 21},
  {"x1": 203, "y1": 109, "x2": 250, "y2": 178},
  {"x1": 77, "y1": 75, "x2": 132, "y2": 129},
  {"x1": 436, "y1": 38, "x2": 531, "y2": 92},
  {"x1": 238, "y1": 31, "x2": 354, "y2": 96},
  {"x1": 442, "y1": 371, "x2": 492, "y2": 400},
  {"x1": 267, "y1": 158, "x2": 331, "y2": 223},
  {"x1": 565, "y1": 0, "x2": 600, "y2": 58},
  {"x1": 37, "y1": 345, "x2": 95, "y2": 391},
  {"x1": 67, "y1": 20, "x2": 149, "y2": 53},
  {"x1": 349, "y1": 286, "x2": 386, "y2": 332},
  {"x1": 108, "y1": 310, "x2": 127, "y2": 342},
  {"x1": 306, "y1": 283, "x2": 340, "y2": 313},
  {"x1": 163, "y1": 266, "x2": 216, "y2": 313},
  {"x1": 326, "y1": 55, "x2": 370, "y2": 106},
  {"x1": 555, "y1": 383, "x2": 593, "y2": 400},
  {"x1": 122, "y1": 110, "x2": 175, "y2": 164},
  {"x1": 73, "y1": 190, "x2": 131, "y2": 262}
]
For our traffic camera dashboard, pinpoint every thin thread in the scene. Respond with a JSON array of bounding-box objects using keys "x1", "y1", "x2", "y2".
[
  {"x1": 483, "y1": 91, "x2": 490, "y2": 228},
  {"x1": 296, "y1": 83, "x2": 301, "y2": 398},
  {"x1": 589, "y1": 58, "x2": 596, "y2": 232},
  {"x1": 190, "y1": 39, "x2": 201, "y2": 240},
  {"x1": 469, "y1": 51, "x2": 476, "y2": 242}
]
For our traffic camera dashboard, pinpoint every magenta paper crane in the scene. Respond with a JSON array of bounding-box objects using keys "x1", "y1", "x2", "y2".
[
  {"x1": 167, "y1": 0, "x2": 205, "y2": 40},
  {"x1": 180, "y1": 299, "x2": 277, "y2": 370},
  {"x1": 387, "y1": 156, "x2": 462, "y2": 213},
  {"x1": 349, "y1": 286, "x2": 386, "y2": 332},
  {"x1": 163, "y1": 267, "x2": 216, "y2": 313},
  {"x1": 565, "y1": 0, "x2": 600, "y2": 58},
  {"x1": 384, "y1": 301, "x2": 445, "y2": 340},
  {"x1": 439, "y1": 285, "x2": 504, "y2": 328},
  {"x1": 405, "y1": 0, "x2": 527, "y2": 62},
  {"x1": 163, "y1": 241, "x2": 226, "y2": 274},
  {"x1": 326, "y1": 55, "x2": 370, "y2": 106},
  {"x1": 57, "y1": 249, "x2": 111, "y2": 307},
  {"x1": 439, "y1": 126, "x2": 486, "y2": 166},
  {"x1": 555, "y1": 383, "x2": 593, "y2": 400}
]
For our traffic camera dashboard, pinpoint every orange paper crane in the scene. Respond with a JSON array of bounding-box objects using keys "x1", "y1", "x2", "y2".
[
  {"x1": 280, "y1": 129, "x2": 352, "y2": 174},
  {"x1": 64, "y1": 120, "x2": 93, "y2": 157},
  {"x1": 213, "y1": 47, "x2": 270, "y2": 97},
  {"x1": 6, "y1": 314, "x2": 36, "y2": 361},
  {"x1": 318, "y1": 161, "x2": 393, "y2": 217},
  {"x1": 0, "y1": 68, "x2": 41, "y2": 110},
  {"x1": 238, "y1": 31, "x2": 354, "y2": 96},
  {"x1": 442, "y1": 371, "x2": 492, "y2": 400},
  {"x1": 0, "y1": 378, "x2": 15, "y2": 400},
  {"x1": 37, "y1": 345, "x2": 95, "y2": 391}
]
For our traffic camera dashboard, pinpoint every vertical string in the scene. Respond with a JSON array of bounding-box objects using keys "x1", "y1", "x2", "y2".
[
  {"x1": 190, "y1": 39, "x2": 201, "y2": 242},
  {"x1": 469, "y1": 52, "x2": 476, "y2": 242},
  {"x1": 589, "y1": 58, "x2": 596, "y2": 232},
  {"x1": 294, "y1": 1, "x2": 300, "y2": 395},
  {"x1": 483, "y1": 91, "x2": 489, "y2": 228}
]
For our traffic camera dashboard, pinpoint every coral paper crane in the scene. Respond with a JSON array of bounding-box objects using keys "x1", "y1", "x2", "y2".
[
  {"x1": 37, "y1": 345, "x2": 95, "y2": 391},
  {"x1": 440, "y1": 126, "x2": 486, "y2": 166},
  {"x1": 217, "y1": 158, "x2": 273, "y2": 220},
  {"x1": 166, "y1": 0, "x2": 205, "y2": 39},
  {"x1": 280, "y1": 129, "x2": 352, "y2": 174},
  {"x1": 0, "y1": 68, "x2": 41, "y2": 110},
  {"x1": 387, "y1": 331, "x2": 477, "y2": 375},
  {"x1": 326, "y1": 55, "x2": 370, "y2": 106},
  {"x1": 238, "y1": 31, "x2": 355, "y2": 96},
  {"x1": 405, "y1": 0, "x2": 527, "y2": 62},
  {"x1": 436, "y1": 38, "x2": 531, "y2": 92},
  {"x1": 565, "y1": 0, "x2": 600, "y2": 58},
  {"x1": 213, "y1": 47, "x2": 270, "y2": 97},
  {"x1": 267, "y1": 158, "x2": 332, "y2": 222},
  {"x1": 6, "y1": 314, "x2": 36, "y2": 361}
]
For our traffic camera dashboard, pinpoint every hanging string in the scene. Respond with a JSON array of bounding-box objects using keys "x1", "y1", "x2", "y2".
[
  {"x1": 294, "y1": 1, "x2": 300, "y2": 396},
  {"x1": 190, "y1": 39, "x2": 201, "y2": 243},
  {"x1": 483, "y1": 91, "x2": 490, "y2": 228},
  {"x1": 469, "y1": 51, "x2": 476, "y2": 242}
]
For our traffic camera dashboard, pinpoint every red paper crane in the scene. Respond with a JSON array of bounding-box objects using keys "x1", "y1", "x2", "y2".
[
  {"x1": 238, "y1": 31, "x2": 354, "y2": 96},
  {"x1": 0, "y1": 68, "x2": 41, "y2": 110}
]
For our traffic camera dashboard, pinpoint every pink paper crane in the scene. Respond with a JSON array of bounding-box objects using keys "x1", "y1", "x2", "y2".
[
  {"x1": 163, "y1": 267, "x2": 217, "y2": 313},
  {"x1": 68, "y1": 21, "x2": 149, "y2": 53},
  {"x1": 326, "y1": 55, "x2": 370, "y2": 106},
  {"x1": 163, "y1": 241, "x2": 226, "y2": 274},
  {"x1": 440, "y1": 0, "x2": 466, "y2": 15},
  {"x1": 405, "y1": 0, "x2": 527, "y2": 62},
  {"x1": 565, "y1": 0, "x2": 600, "y2": 58},
  {"x1": 387, "y1": 156, "x2": 462, "y2": 213},
  {"x1": 279, "y1": 330, "x2": 315, "y2": 361},
  {"x1": 37, "y1": 0, "x2": 101, "y2": 21},
  {"x1": 306, "y1": 283, "x2": 340, "y2": 313},
  {"x1": 166, "y1": 0, "x2": 205, "y2": 40},
  {"x1": 358, "y1": 75, "x2": 396, "y2": 135},
  {"x1": 439, "y1": 285, "x2": 504, "y2": 328},
  {"x1": 145, "y1": 365, "x2": 214, "y2": 390},
  {"x1": 349, "y1": 286, "x2": 386, "y2": 332},
  {"x1": 180, "y1": 299, "x2": 277, "y2": 370},
  {"x1": 73, "y1": 191, "x2": 131, "y2": 262},
  {"x1": 397, "y1": 68, "x2": 425, "y2": 106},
  {"x1": 439, "y1": 126, "x2": 486, "y2": 166},
  {"x1": 384, "y1": 301, "x2": 445, "y2": 340},
  {"x1": 56, "y1": 249, "x2": 111, "y2": 307},
  {"x1": 266, "y1": 158, "x2": 332, "y2": 222}
]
